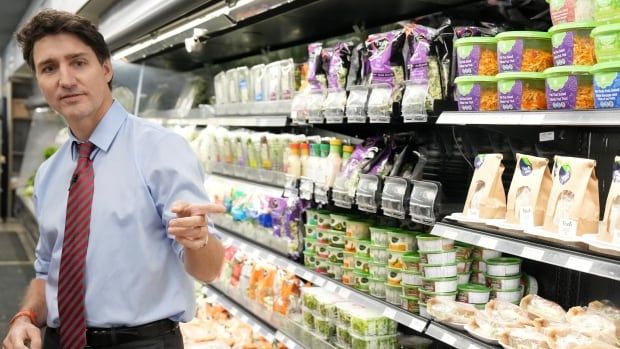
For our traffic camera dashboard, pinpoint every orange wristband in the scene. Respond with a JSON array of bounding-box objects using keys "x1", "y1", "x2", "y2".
[{"x1": 8, "y1": 310, "x2": 37, "y2": 327}]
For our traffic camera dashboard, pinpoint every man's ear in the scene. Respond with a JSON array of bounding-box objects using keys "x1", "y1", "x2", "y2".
[{"x1": 103, "y1": 58, "x2": 113, "y2": 83}]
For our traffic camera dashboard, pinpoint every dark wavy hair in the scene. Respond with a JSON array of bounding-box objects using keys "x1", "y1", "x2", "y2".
[{"x1": 16, "y1": 9, "x2": 112, "y2": 89}]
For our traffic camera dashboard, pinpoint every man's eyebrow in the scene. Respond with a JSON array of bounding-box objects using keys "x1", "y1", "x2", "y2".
[{"x1": 36, "y1": 53, "x2": 89, "y2": 69}]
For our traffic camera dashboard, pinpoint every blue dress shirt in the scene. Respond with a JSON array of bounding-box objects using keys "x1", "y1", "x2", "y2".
[{"x1": 33, "y1": 101, "x2": 208, "y2": 328}]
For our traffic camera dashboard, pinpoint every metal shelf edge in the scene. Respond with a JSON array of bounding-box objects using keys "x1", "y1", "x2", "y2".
[{"x1": 438, "y1": 110, "x2": 620, "y2": 126}]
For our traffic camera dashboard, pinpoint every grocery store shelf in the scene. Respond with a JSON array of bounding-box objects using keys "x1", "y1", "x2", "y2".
[
  {"x1": 207, "y1": 173, "x2": 283, "y2": 198},
  {"x1": 425, "y1": 322, "x2": 496, "y2": 349},
  {"x1": 431, "y1": 222, "x2": 620, "y2": 282},
  {"x1": 209, "y1": 163, "x2": 287, "y2": 188},
  {"x1": 203, "y1": 115, "x2": 290, "y2": 127},
  {"x1": 438, "y1": 110, "x2": 620, "y2": 126}
]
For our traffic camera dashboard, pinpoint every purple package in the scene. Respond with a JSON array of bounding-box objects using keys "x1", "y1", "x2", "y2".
[
  {"x1": 307, "y1": 43, "x2": 324, "y2": 91},
  {"x1": 327, "y1": 42, "x2": 353, "y2": 89},
  {"x1": 365, "y1": 30, "x2": 405, "y2": 88},
  {"x1": 270, "y1": 197, "x2": 287, "y2": 237},
  {"x1": 406, "y1": 25, "x2": 435, "y2": 84}
]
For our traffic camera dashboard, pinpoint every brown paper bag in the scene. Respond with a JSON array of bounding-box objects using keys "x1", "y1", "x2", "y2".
[
  {"x1": 506, "y1": 154, "x2": 552, "y2": 227},
  {"x1": 599, "y1": 156, "x2": 620, "y2": 244},
  {"x1": 463, "y1": 154, "x2": 506, "y2": 219},
  {"x1": 543, "y1": 156, "x2": 599, "y2": 236}
]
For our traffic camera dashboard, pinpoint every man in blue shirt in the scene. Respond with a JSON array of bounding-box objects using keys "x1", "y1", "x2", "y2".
[{"x1": 3, "y1": 9, "x2": 226, "y2": 349}]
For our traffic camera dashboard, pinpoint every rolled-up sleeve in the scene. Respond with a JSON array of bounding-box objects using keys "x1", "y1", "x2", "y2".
[{"x1": 33, "y1": 174, "x2": 51, "y2": 280}]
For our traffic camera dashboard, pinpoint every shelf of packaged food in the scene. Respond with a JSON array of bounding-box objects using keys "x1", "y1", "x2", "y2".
[
  {"x1": 425, "y1": 322, "x2": 497, "y2": 349},
  {"x1": 207, "y1": 283, "x2": 337, "y2": 349},
  {"x1": 431, "y1": 221, "x2": 620, "y2": 282},
  {"x1": 209, "y1": 162, "x2": 287, "y2": 188},
  {"x1": 144, "y1": 115, "x2": 290, "y2": 127},
  {"x1": 207, "y1": 173, "x2": 284, "y2": 198},
  {"x1": 201, "y1": 285, "x2": 303, "y2": 349},
  {"x1": 437, "y1": 110, "x2": 620, "y2": 126}
]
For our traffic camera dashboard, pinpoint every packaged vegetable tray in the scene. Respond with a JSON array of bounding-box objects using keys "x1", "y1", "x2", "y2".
[
  {"x1": 549, "y1": 22, "x2": 596, "y2": 66},
  {"x1": 350, "y1": 308, "x2": 398, "y2": 336},
  {"x1": 545, "y1": 66, "x2": 594, "y2": 110},
  {"x1": 454, "y1": 37, "x2": 498, "y2": 76},
  {"x1": 497, "y1": 72, "x2": 547, "y2": 111},
  {"x1": 496, "y1": 31, "x2": 553, "y2": 73}
]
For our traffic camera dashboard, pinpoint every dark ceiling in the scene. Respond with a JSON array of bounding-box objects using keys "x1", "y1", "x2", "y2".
[{"x1": 0, "y1": 0, "x2": 35, "y2": 54}]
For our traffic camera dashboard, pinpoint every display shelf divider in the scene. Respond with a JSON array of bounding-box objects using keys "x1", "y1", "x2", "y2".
[{"x1": 431, "y1": 222, "x2": 620, "y2": 281}]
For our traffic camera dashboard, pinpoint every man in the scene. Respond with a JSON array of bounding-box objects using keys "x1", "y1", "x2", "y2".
[{"x1": 3, "y1": 9, "x2": 226, "y2": 349}]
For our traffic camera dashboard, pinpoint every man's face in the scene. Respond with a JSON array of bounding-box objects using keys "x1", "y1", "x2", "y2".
[{"x1": 32, "y1": 33, "x2": 113, "y2": 123}]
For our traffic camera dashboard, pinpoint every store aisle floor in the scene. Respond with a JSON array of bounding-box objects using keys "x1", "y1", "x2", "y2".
[{"x1": 0, "y1": 220, "x2": 35, "y2": 340}]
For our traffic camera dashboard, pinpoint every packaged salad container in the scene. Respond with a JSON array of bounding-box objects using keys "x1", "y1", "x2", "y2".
[
  {"x1": 302, "y1": 307, "x2": 315, "y2": 329},
  {"x1": 419, "y1": 289, "x2": 457, "y2": 304},
  {"x1": 346, "y1": 219, "x2": 371, "y2": 239},
  {"x1": 422, "y1": 263, "x2": 458, "y2": 278},
  {"x1": 327, "y1": 246, "x2": 345, "y2": 263},
  {"x1": 343, "y1": 251, "x2": 356, "y2": 268},
  {"x1": 422, "y1": 276, "x2": 458, "y2": 293},
  {"x1": 369, "y1": 244, "x2": 389, "y2": 264},
  {"x1": 369, "y1": 277, "x2": 386, "y2": 299},
  {"x1": 592, "y1": 24, "x2": 620, "y2": 63},
  {"x1": 306, "y1": 209, "x2": 320, "y2": 226},
  {"x1": 387, "y1": 250, "x2": 405, "y2": 269},
  {"x1": 546, "y1": 0, "x2": 595, "y2": 25},
  {"x1": 457, "y1": 272, "x2": 472, "y2": 285},
  {"x1": 402, "y1": 270, "x2": 424, "y2": 286},
  {"x1": 457, "y1": 284, "x2": 491, "y2": 304},
  {"x1": 402, "y1": 284, "x2": 421, "y2": 298},
  {"x1": 342, "y1": 267, "x2": 355, "y2": 286},
  {"x1": 549, "y1": 22, "x2": 596, "y2": 66},
  {"x1": 330, "y1": 230, "x2": 346, "y2": 248},
  {"x1": 419, "y1": 249, "x2": 457, "y2": 265},
  {"x1": 354, "y1": 255, "x2": 371, "y2": 274},
  {"x1": 350, "y1": 309, "x2": 398, "y2": 336},
  {"x1": 330, "y1": 213, "x2": 349, "y2": 232},
  {"x1": 354, "y1": 270, "x2": 371, "y2": 292},
  {"x1": 401, "y1": 295, "x2": 420, "y2": 313},
  {"x1": 485, "y1": 257, "x2": 522, "y2": 276},
  {"x1": 336, "y1": 323, "x2": 352, "y2": 347},
  {"x1": 316, "y1": 228, "x2": 331, "y2": 245},
  {"x1": 455, "y1": 37, "x2": 498, "y2": 76},
  {"x1": 472, "y1": 248, "x2": 502, "y2": 260},
  {"x1": 455, "y1": 242, "x2": 474, "y2": 260},
  {"x1": 304, "y1": 224, "x2": 318, "y2": 239},
  {"x1": 316, "y1": 210, "x2": 332, "y2": 229},
  {"x1": 369, "y1": 226, "x2": 392, "y2": 247},
  {"x1": 402, "y1": 253, "x2": 421, "y2": 272},
  {"x1": 315, "y1": 256, "x2": 329, "y2": 274},
  {"x1": 592, "y1": 61, "x2": 620, "y2": 108},
  {"x1": 457, "y1": 259, "x2": 473, "y2": 273},
  {"x1": 336, "y1": 301, "x2": 363, "y2": 325},
  {"x1": 316, "y1": 245, "x2": 330, "y2": 259},
  {"x1": 497, "y1": 72, "x2": 547, "y2": 111},
  {"x1": 350, "y1": 333, "x2": 399, "y2": 349},
  {"x1": 416, "y1": 234, "x2": 454, "y2": 252},
  {"x1": 327, "y1": 261, "x2": 344, "y2": 280},
  {"x1": 387, "y1": 267, "x2": 402, "y2": 286},
  {"x1": 496, "y1": 31, "x2": 553, "y2": 73},
  {"x1": 419, "y1": 302, "x2": 429, "y2": 318},
  {"x1": 302, "y1": 287, "x2": 322, "y2": 310},
  {"x1": 354, "y1": 238, "x2": 372, "y2": 258},
  {"x1": 387, "y1": 230, "x2": 418, "y2": 252},
  {"x1": 455, "y1": 75, "x2": 498, "y2": 112},
  {"x1": 304, "y1": 251, "x2": 317, "y2": 268},
  {"x1": 385, "y1": 283, "x2": 403, "y2": 305},
  {"x1": 545, "y1": 66, "x2": 594, "y2": 110},
  {"x1": 594, "y1": 0, "x2": 620, "y2": 23},
  {"x1": 304, "y1": 237, "x2": 317, "y2": 253},
  {"x1": 471, "y1": 270, "x2": 486, "y2": 285},
  {"x1": 314, "y1": 314, "x2": 336, "y2": 339},
  {"x1": 485, "y1": 273, "x2": 522, "y2": 290},
  {"x1": 369, "y1": 261, "x2": 388, "y2": 280},
  {"x1": 344, "y1": 237, "x2": 357, "y2": 254},
  {"x1": 472, "y1": 258, "x2": 487, "y2": 273}
]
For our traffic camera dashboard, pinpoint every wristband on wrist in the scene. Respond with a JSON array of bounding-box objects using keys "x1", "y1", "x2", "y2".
[{"x1": 8, "y1": 310, "x2": 37, "y2": 327}]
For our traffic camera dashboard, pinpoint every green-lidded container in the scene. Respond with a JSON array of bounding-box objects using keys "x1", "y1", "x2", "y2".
[
  {"x1": 454, "y1": 75, "x2": 498, "y2": 112},
  {"x1": 368, "y1": 261, "x2": 388, "y2": 280},
  {"x1": 472, "y1": 247, "x2": 502, "y2": 260},
  {"x1": 387, "y1": 229, "x2": 419, "y2": 252},
  {"x1": 401, "y1": 295, "x2": 420, "y2": 313},
  {"x1": 387, "y1": 250, "x2": 406, "y2": 269},
  {"x1": 457, "y1": 271, "x2": 472, "y2": 285},
  {"x1": 472, "y1": 258, "x2": 487, "y2": 273},
  {"x1": 369, "y1": 244, "x2": 389, "y2": 264},
  {"x1": 416, "y1": 234, "x2": 455, "y2": 252},
  {"x1": 402, "y1": 284, "x2": 421, "y2": 298},
  {"x1": 343, "y1": 251, "x2": 355, "y2": 269},
  {"x1": 385, "y1": 283, "x2": 403, "y2": 305},
  {"x1": 316, "y1": 210, "x2": 332, "y2": 229},
  {"x1": 594, "y1": 0, "x2": 620, "y2": 24},
  {"x1": 330, "y1": 212, "x2": 349, "y2": 232},
  {"x1": 419, "y1": 289, "x2": 457, "y2": 304},
  {"x1": 486, "y1": 257, "x2": 522, "y2": 276},
  {"x1": 548, "y1": 22, "x2": 596, "y2": 66},
  {"x1": 327, "y1": 246, "x2": 344, "y2": 264},
  {"x1": 354, "y1": 270, "x2": 371, "y2": 292},
  {"x1": 402, "y1": 270, "x2": 424, "y2": 286},
  {"x1": 344, "y1": 236, "x2": 357, "y2": 254},
  {"x1": 454, "y1": 37, "x2": 498, "y2": 76},
  {"x1": 304, "y1": 237, "x2": 317, "y2": 253},
  {"x1": 471, "y1": 269, "x2": 486, "y2": 285},
  {"x1": 369, "y1": 226, "x2": 393, "y2": 247},
  {"x1": 421, "y1": 263, "x2": 458, "y2": 278},
  {"x1": 455, "y1": 242, "x2": 475, "y2": 260},
  {"x1": 544, "y1": 65, "x2": 594, "y2": 110},
  {"x1": 327, "y1": 261, "x2": 344, "y2": 280},
  {"x1": 306, "y1": 209, "x2": 320, "y2": 226},
  {"x1": 592, "y1": 61, "x2": 620, "y2": 109},
  {"x1": 485, "y1": 273, "x2": 522, "y2": 290},
  {"x1": 316, "y1": 244, "x2": 330, "y2": 259},
  {"x1": 314, "y1": 256, "x2": 329, "y2": 274},
  {"x1": 592, "y1": 24, "x2": 620, "y2": 63},
  {"x1": 491, "y1": 285, "x2": 524, "y2": 304},
  {"x1": 419, "y1": 249, "x2": 457, "y2": 265},
  {"x1": 328, "y1": 229, "x2": 346, "y2": 248},
  {"x1": 402, "y1": 252, "x2": 422, "y2": 272},
  {"x1": 369, "y1": 277, "x2": 386, "y2": 299},
  {"x1": 457, "y1": 283, "x2": 491, "y2": 304},
  {"x1": 304, "y1": 251, "x2": 317, "y2": 268},
  {"x1": 316, "y1": 227, "x2": 331, "y2": 245},
  {"x1": 354, "y1": 255, "x2": 371, "y2": 274},
  {"x1": 497, "y1": 72, "x2": 547, "y2": 111},
  {"x1": 345, "y1": 219, "x2": 371, "y2": 239},
  {"x1": 336, "y1": 323, "x2": 352, "y2": 348},
  {"x1": 421, "y1": 276, "x2": 458, "y2": 293},
  {"x1": 387, "y1": 267, "x2": 402, "y2": 286},
  {"x1": 546, "y1": 0, "x2": 594, "y2": 25},
  {"x1": 354, "y1": 238, "x2": 372, "y2": 258},
  {"x1": 457, "y1": 258, "x2": 473, "y2": 273},
  {"x1": 496, "y1": 31, "x2": 552, "y2": 73},
  {"x1": 342, "y1": 267, "x2": 355, "y2": 286},
  {"x1": 304, "y1": 224, "x2": 318, "y2": 239}
]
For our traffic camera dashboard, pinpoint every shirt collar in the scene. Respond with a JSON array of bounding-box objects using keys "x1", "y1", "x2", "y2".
[{"x1": 69, "y1": 100, "x2": 128, "y2": 160}]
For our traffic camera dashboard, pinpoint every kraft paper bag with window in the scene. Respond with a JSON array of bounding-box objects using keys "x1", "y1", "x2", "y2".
[
  {"x1": 543, "y1": 156, "x2": 599, "y2": 236},
  {"x1": 463, "y1": 154, "x2": 506, "y2": 219},
  {"x1": 506, "y1": 154, "x2": 552, "y2": 227},
  {"x1": 599, "y1": 156, "x2": 620, "y2": 246}
]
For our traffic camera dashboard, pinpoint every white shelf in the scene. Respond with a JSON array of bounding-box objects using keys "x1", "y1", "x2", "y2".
[
  {"x1": 207, "y1": 173, "x2": 284, "y2": 198},
  {"x1": 431, "y1": 222, "x2": 620, "y2": 282},
  {"x1": 438, "y1": 110, "x2": 620, "y2": 126},
  {"x1": 144, "y1": 115, "x2": 289, "y2": 127}
]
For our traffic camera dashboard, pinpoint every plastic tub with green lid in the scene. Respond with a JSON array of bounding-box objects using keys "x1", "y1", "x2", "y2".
[
  {"x1": 457, "y1": 283, "x2": 491, "y2": 304},
  {"x1": 496, "y1": 31, "x2": 552, "y2": 73},
  {"x1": 454, "y1": 76, "x2": 498, "y2": 111},
  {"x1": 485, "y1": 257, "x2": 522, "y2": 276},
  {"x1": 549, "y1": 21, "x2": 596, "y2": 66},
  {"x1": 497, "y1": 72, "x2": 547, "y2": 111},
  {"x1": 592, "y1": 61, "x2": 620, "y2": 108},
  {"x1": 544, "y1": 65, "x2": 594, "y2": 110},
  {"x1": 454, "y1": 37, "x2": 498, "y2": 76},
  {"x1": 546, "y1": 0, "x2": 594, "y2": 25}
]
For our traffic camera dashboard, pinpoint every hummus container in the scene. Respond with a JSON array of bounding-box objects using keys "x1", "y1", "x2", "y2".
[
  {"x1": 316, "y1": 210, "x2": 332, "y2": 229},
  {"x1": 454, "y1": 75, "x2": 499, "y2": 111},
  {"x1": 471, "y1": 270, "x2": 486, "y2": 285},
  {"x1": 343, "y1": 251, "x2": 355, "y2": 268},
  {"x1": 369, "y1": 261, "x2": 388, "y2": 280},
  {"x1": 402, "y1": 253, "x2": 421, "y2": 272},
  {"x1": 485, "y1": 257, "x2": 522, "y2": 276},
  {"x1": 350, "y1": 309, "x2": 398, "y2": 336},
  {"x1": 330, "y1": 213, "x2": 349, "y2": 232},
  {"x1": 327, "y1": 246, "x2": 345, "y2": 264},
  {"x1": 304, "y1": 251, "x2": 317, "y2": 268},
  {"x1": 402, "y1": 284, "x2": 421, "y2": 298},
  {"x1": 455, "y1": 243, "x2": 474, "y2": 260},
  {"x1": 346, "y1": 219, "x2": 371, "y2": 239},
  {"x1": 457, "y1": 272, "x2": 472, "y2": 285},
  {"x1": 354, "y1": 255, "x2": 371, "y2": 274},
  {"x1": 306, "y1": 209, "x2": 319, "y2": 226},
  {"x1": 592, "y1": 61, "x2": 620, "y2": 108},
  {"x1": 315, "y1": 256, "x2": 329, "y2": 274},
  {"x1": 496, "y1": 31, "x2": 552, "y2": 73},
  {"x1": 420, "y1": 249, "x2": 457, "y2": 265},
  {"x1": 350, "y1": 333, "x2": 398, "y2": 349},
  {"x1": 594, "y1": 1, "x2": 620, "y2": 24},
  {"x1": 369, "y1": 244, "x2": 389, "y2": 264},
  {"x1": 549, "y1": 22, "x2": 596, "y2": 66},
  {"x1": 369, "y1": 226, "x2": 392, "y2": 247},
  {"x1": 401, "y1": 295, "x2": 420, "y2": 313},
  {"x1": 316, "y1": 228, "x2": 331, "y2": 245},
  {"x1": 457, "y1": 259, "x2": 473, "y2": 273},
  {"x1": 387, "y1": 267, "x2": 402, "y2": 286},
  {"x1": 545, "y1": 65, "x2": 594, "y2": 110},
  {"x1": 455, "y1": 37, "x2": 498, "y2": 76},
  {"x1": 419, "y1": 289, "x2": 457, "y2": 304},
  {"x1": 327, "y1": 261, "x2": 344, "y2": 280},
  {"x1": 344, "y1": 237, "x2": 357, "y2": 253},
  {"x1": 342, "y1": 267, "x2": 355, "y2": 286},
  {"x1": 497, "y1": 72, "x2": 547, "y2": 111},
  {"x1": 304, "y1": 237, "x2": 317, "y2": 253},
  {"x1": 316, "y1": 244, "x2": 330, "y2": 259},
  {"x1": 422, "y1": 277, "x2": 458, "y2": 293},
  {"x1": 421, "y1": 263, "x2": 458, "y2": 278},
  {"x1": 354, "y1": 238, "x2": 372, "y2": 258},
  {"x1": 485, "y1": 273, "x2": 522, "y2": 290},
  {"x1": 402, "y1": 270, "x2": 424, "y2": 286},
  {"x1": 387, "y1": 230, "x2": 418, "y2": 252},
  {"x1": 304, "y1": 224, "x2": 318, "y2": 239},
  {"x1": 472, "y1": 258, "x2": 487, "y2": 272},
  {"x1": 385, "y1": 283, "x2": 402, "y2": 305},
  {"x1": 417, "y1": 234, "x2": 454, "y2": 252},
  {"x1": 354, "y1": 270, "x2": 371, "y2": 292},
  {"x1": 472, "y1": 248, "x2": 502, "y2": 260},
  {"x1": 329, "y1": 230, "x2": 346, "y2": 248},
  {"x1": 457, "y1": 284, "x2": 491, "y2": 304},
  {"x1": 547, "y1": 0, "x2": 595, "y2": 25},
  {"x1": 369, "y1": 277, "x2": 386, "y2": 299},
  {"x1": 387, "y1": 250, "x2": 405, "y2": 269},
  {"x1": 491, "y1": 286, "x2": 524, "y2": 304}
]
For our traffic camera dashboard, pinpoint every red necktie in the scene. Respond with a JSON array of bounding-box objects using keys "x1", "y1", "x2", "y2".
[{"x1": 58, "y1": 142, "x2": 95, "y2": 349}]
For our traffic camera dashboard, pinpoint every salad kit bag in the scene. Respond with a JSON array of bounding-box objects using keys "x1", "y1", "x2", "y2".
[
  {"x1": 505, "y1": 154, "x2": 552, "y2": 227},
  {"x1": 543, "y1": 156, "x2": 599, "y2": 236},
  {"x1": 463, "y1": 154, "x2": 506, "y2": 219}
]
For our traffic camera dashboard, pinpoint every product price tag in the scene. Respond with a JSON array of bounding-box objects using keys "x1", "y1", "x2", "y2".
[
  {"x1": 409, "y1": 317, "x2": 426, "y2": 331},
  {"x1": 539, "y1": 131, "x2": 554, "y2": 142},
  {"x1": 252, "y1": 324, "x2": 262, "y2": 333},
  {"x1": 275, "y1": 332, "x2": 286, "y2": 342},
  {"x1": 338, "y1": 288, "x2": 351, "y2": 299},
  {"x1": 519, "y1": 206, "x2": 534, "y2": 227},
  {"x1": 566, "y1": 256, "x2": 593, "y2": 273},
  {"x1": 441, "y1": 333, "x2": 457, "y2": 346},
  {"x1": 559, "y1": 219, "x2": 578, "y2": 237},
  {"x1": 382, "y1": 308, "x2": 397, "y2": 319},
  {"x1": 468, "y1": 344, "x2": 481, "y2": 349},
  {"x1": 303, "y1": 271, "x2": 314, "y2": 282},
  {"x1": 314, "y1": 277, "x2": 326, "y2": 287},
  {"x1": 478, "y1": 236, "x2": 498, "y2": 250},
  {"x1": 325, "y1": 282, "x2": 338, "y2": 292},
  {"x1": 521, "y1": 246, "x2": 544, "y2": 260},
  {"x1": 441, "y1": 228, "x2": 459, "y2": 240},
  {"x1": 265, "y1": 334, "x2": 275, "y2": 344}
]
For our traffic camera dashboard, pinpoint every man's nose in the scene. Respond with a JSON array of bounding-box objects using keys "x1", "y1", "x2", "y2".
[{"x1": 58, "y1": 65, "x2": 77, "y2": 88}]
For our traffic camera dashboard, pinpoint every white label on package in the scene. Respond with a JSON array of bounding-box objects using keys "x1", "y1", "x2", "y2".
[
  {"x1": 338, "y1": 288, "x2": 351, "y2": 299},
  {"x1": 519, "y1": 206, "x2": 534, "y2": 227},
  {"x1": 478, "y1": 236, "x2": 498, "y2": 250},
  {"x1": 382, "y1": 308, "x2": 397, "y2": 319},
  {"x1": 441, "y1": 333, "x2": 457, "y2": 346},
  {"x1": 559, "y1": 218, "x2": 578, "y2": 236},
  {"x1": 566, "y1": 256, "x2": 593, "y2": 273},
  {"x1": 539, "y1": 131, "x2": 554, "y2": 142},
  {"x1": 521, "y1": 246, "x2": 544, "y2": 260}
]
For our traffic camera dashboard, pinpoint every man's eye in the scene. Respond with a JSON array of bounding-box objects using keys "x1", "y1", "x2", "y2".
[
  {"x1": 74, "y1": 60, "x2": 86, "y2": 67},
  {"x1": 41, "y1": 66, "x2": 55, "y2": 74}
]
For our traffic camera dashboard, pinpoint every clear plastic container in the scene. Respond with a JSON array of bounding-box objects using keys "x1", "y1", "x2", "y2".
[
  {"x1": 316, "y1": 211, "x2": 332, "y2": 229},
  {"x1": 316, "y1": 244, "x2": 330, "y2": 259},
  {"x1": 472, "y1": 248, "x2": 502, "y2": 260},
  {"x1": 354, "y1": 255, "x2": 371, "y2": 274},
  {"x1": 385, "y1": 283, "x2": 403, "y2": 305},
  {"x1": 419, "y1": 249, "x2": 457, "y2": 265},
  {"x1": 314, "y1": 314, "x2": 337, "y2": 339},
  {"x1": 457, "y1": 272, "x2": 471, "y2": 285},
  {"x1": 387, "y1": 267, "x2": 402, "y2": 286},
  {"x1": 547, "y1": 0, "x2": 595, "y2": 25},
  {"x1": 549, "y1": 22, "x2": 596, "y2": 66},
  {"x1": 387, "y1": 250, "x2": 405, "y2": 269},
  {"x1": 346, "y1": 219, "x2": 371, "y2": 239},
  {"x1": 369, "y1": 245, "x2": 389, "y2": 264},
  {"x1": 350, "y1": 308, "x2": 398, "y2": 336},
  {"x1": 302, "y1": 307, "x2": 316, "y2": 330},
  {"x1": 402, "y1": 284, "x2": 421, "y2": 298},
  {"x1": 470, "y1": 270, "x2": 487, "y2": 285},
  {"x1": 304, "y1": 252, "x2": 317, "y2": 268},
  {"x1": 421, "y1": 263, "x2": 458, "y2": 278},
  {"x1": 328, "y1": 246, "x2": 345, "y2": 263},
  {"x1": 421, "y1": 276, "x2": 458, "y2": 293},
  {"x1": 594, "y1": 0, "x2": 620, "y2": 23},
  {"x1": 342, "y1": 267, "x2": 356, "y2": 286},
  {"x1": 343, "y1": 251, "x2": 356, "y2": 269},
  {"x1": 485, "y1": 273, "x2": 522, "y2": 290},
  {"x1": 490, "y1": 286, "x2": 524, "y2": 304},
  {"x1": 592, "y1": 24, "x2": 620, "y2": 63},
  {"x1": 369, "y1": 226, "x2": 393, "y2": 247},
  {"x1": 472, "y1": 258, "x2": 487, "y2": 272},
  {"x1": 304, "y1": 224, "x2": 318, "y2": 239},
  {"x1": 455, "y1": 37, "x2": 498, "y2": 76},
  {"x1": 304, "y1": 237, "x2": 317, "y2": 253},
  {"x1": 336, "y1": 323, "x2": 353, "y2": 347},
  {"x1": 545, "y1": 66, "x2": 595, "y2": 110},
  {"x1": 330, "y1": 230, "x2": 346, "y2": 248},
  {"x1": 336, "y1": 301, "x2": 364, "y2": 325},
  {"x1": 387, "y1": 230, "x2": 419, "y2": 252},
  {"x1": 331, "y1": 213, "x2": 349, "y2": 232},
  {"x1": 369, "y1": 277, "x2": 387, "y2": 299},
  {"x1": 354, "y1": 270, "x2": 371, "y2": 292},
  {"x1": 402, "y1": 270, "x2": 424, "y2": 286},
  {"x1": 455, "y1": 243, "x2": 474, "y2": 260},
  {"x1": 497, "y1": 72, "x2": 547, "y2": 111},
  {"x1": 592, "y1": 61, "x2": 620, "y2": 108},
  {"x1": 350, "y1": 332, "x2": 399, "y2": 349},
  {"x1": 402, "y1": 253, "x2": 421, "y2": 272},
  {"x1": 457, "y1": 284, "x2": 491, "y2": 304},
  {"x1": 327, "y1": 261, "x2": 344, "y2": 281},
  {"x1": 418, "y1": 289, "x2": 457, "y2": 304},
  {"x1": 369, "y1": 261, "x2": 388, "y2": 279},
  {"x1": 354, "y1": 238, "x2": 372, "y2": 258},
  {"x1": 401, "y1": 295, "x2": 420, "y2": 313},
  {"x1": 496, "y1": 31, "x2": 553, "y2": 73},
  {"x1": 316, "y1": 228, "x2": 331, "y2": 245},
  {"x1": 416, "y1": 234, "x2": 454, "y2": 252},
  {"x1": 456, "y1": 259, "x2": 473, "y2": 273},
  {"x1": 485, "y1": 257, "x2": 522, "y2": 276},
  {"x1": 454, "y1": 76, "x2": 498, "y2": 111}
]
